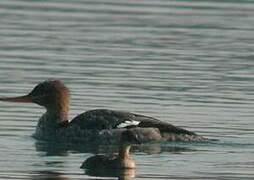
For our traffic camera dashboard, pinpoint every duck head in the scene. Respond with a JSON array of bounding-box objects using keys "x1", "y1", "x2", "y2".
[{"x1": 0, "y1": 80, "x2": 70, "y2": 120}]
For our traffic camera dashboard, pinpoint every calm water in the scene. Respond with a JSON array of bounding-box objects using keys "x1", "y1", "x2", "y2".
[{"x1": 0, "y1": 0, "x2": 254, "y2": 179}]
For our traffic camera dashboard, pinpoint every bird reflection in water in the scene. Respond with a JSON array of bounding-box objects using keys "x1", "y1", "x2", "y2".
[
  {"x1": 34, "y1": 140, "x2": 196, "y2": 180},
  {"x1": 80, "y1": 130, "x2": 139, "y2": 180},
  {"x1": 35, "y1": 139, "x2": 196, "y2": 156},
  {"x1": 30, "y1": 171, "x2": 68, "y2": 180},
  {"x1": 85, "y1": 168, "x2": 136, "y2": 180}
]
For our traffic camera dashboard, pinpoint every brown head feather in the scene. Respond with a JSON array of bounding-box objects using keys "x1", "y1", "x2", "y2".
[{"x1": 29, "y1": 80, "x2": 70, "y2": 121}]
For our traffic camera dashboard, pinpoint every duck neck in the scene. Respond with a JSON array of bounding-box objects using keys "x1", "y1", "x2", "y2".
[
  {"x1": 46, "y1": 108, "x2": 68, "y2": 123},
  {"x1": 119, "y1": 143, "x2": 131, "y2": 160},
  {"x1": 34, "y1": 94, "x2": 70, "y2": 140},
  {"x1": 45, "y1": 90, "x2": 70, "y2": 123},
  {"x1": 35, "y1": 106, "x2": 69, "y2": 140}
]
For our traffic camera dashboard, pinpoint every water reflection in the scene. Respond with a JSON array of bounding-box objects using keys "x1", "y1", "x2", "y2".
[
  {"x1": 35, "y1": 141, "x2": 196, "y2": 179},
  {"x1": 35, "y1": 140, "x2": 196, "y2": 156},
  {"x1": 30, "y1": 171, "x2": 68, "y2": 180},
  {"x1": 84, "y1": 168, "x2": 136, "y2": 180},
  {"x1": 35, "y1": 141, "x2": 70, "y2": 156}
]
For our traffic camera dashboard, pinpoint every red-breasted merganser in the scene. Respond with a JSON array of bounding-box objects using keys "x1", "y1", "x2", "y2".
[
  {"x1": 81, "y1": 129, "x2": 140, "y2": 169},
  {"x1": 0, "y1": 80, "x2": 206, "y2": 143}
]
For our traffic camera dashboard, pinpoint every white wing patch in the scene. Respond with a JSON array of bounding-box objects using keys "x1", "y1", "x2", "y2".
[{"x1": 117, "y1": 120, "x2": 140, "y2": 128}]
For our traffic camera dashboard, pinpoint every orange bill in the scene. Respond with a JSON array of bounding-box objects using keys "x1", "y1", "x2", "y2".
[{"x1": 0, "y1": 95, "x2": 33, "y2": 103}]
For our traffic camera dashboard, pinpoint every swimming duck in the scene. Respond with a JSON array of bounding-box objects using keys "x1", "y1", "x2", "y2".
[
  {"x1": 81, "y1": 129, "x2": 139, "y2": 169},
  {"x1": 0, "y1": 80, "x2": 206, "y2": 143}
]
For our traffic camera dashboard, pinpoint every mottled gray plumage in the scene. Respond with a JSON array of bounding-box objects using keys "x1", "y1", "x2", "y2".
[{"x1": 71, "y1": 109, "x2": 196, "y2": 135}]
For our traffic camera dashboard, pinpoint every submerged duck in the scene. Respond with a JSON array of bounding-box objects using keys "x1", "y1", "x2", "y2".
[
  {"x1": 81, "y1": 130, "x2": 139, "y2": 169},
  {"x1": 0, "y1": 80, "x2": 206, "y2": 143}
]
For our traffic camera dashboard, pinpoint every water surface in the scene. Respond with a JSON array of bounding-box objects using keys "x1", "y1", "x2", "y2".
[{"x1": 0, "y1": 0, "x2": 254, "y2": 179}]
